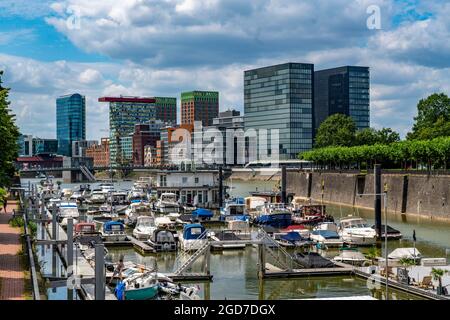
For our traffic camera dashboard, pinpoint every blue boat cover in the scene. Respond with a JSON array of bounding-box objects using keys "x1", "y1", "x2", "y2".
[
  {"x1": 233, "y1": 197, "x2": 245, "y2": 205},
  {"x1": 131, "y1": 199, "x2": 142, "y2": 203},
  {"x1": 312, "y1": 230, "x2": 340, "y2": 239},
  {"x1": 281, "y1": 231, "x2": 303, "y2": 242},
  {"x1": 192, "y1": 208, "x2": 213, "y2": 218},
  {"x1": 115, "y1": 281, "x2": 125, "y2": 300},
  {"x1": 103, "y1": 221, "x2": 125, "y2": 232},
  {"x1": 183, "y1": 223, "x2": 206, "y2": 240}
]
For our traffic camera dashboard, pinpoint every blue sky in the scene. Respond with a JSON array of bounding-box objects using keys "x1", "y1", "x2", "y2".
[{"x1": 1, "y1": 0, "x2": 449, "y2": 140}]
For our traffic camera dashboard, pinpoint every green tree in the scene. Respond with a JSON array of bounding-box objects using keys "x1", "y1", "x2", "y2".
[
  {"x1": 0, "y1": 71, "x2": 20, "y2": 187},
  {"x1": 376, "y1": 128, "x2": 400, "y2": 144},
  {"x1": 314, "y1": 114, "x2": 356, "y2": 148},
  {"x1": 407, "y1": 93, "x2": 450, "y2": 140},
  {"x1": 355, "y1": 128, "x2": 400, "y2": 146}
]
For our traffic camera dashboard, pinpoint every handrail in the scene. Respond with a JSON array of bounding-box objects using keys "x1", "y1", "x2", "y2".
[
  {"x1": 256, "y1": 228, "x2": 299, "y2": 271},
  {"x1": 173, "y1": 230, "x2": 209, "y2": 273},
  {"x1": 23, "y1": 198, "x2": 41, "y2": 300}
]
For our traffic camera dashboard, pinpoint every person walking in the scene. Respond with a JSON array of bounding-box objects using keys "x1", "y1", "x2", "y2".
[{"x1": 3, "y1": 197, "x2": 7, "y2": 213}]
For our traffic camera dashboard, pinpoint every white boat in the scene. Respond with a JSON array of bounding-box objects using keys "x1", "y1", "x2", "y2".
[
  {"x1": 147, "y1": 229, "x2": 178, "y2": 252},
  {"x1": 99, "y1": 183, "x2": 115, "y2": 194},
  {"x1": 61, "y1": 188, "x2": 73, "y2": 199},
  {"x1": 154, "y1": 216, "x2": 176, "y2": 230},
  {"x1": 57, "y1": 202, "x2": 79, "y2": 225},
  {"x1": 333, "y1": 249, "x2": 370, "y2": 266},
  {"x1": 179, "y1": 223, "x2": 208, "y2": 251},
  {"x1": 124, "y1": 201, "x2": 152, "y2": 226},
  {"x1": 388, "y1": 247, "x2": 422, "y2": 261},
  {"x1": 209, "y1": 230, "x2": 246, "y2": 250},
  {"x1": 338, "y1": 216, "x2": 377, "y2": 246},
  {"x1": 310, "y1": 222, "x2": 344, "y2": 247},
  {"x1": 89, "y1": 190, "x2": 106, "y2": 204},
  {"x1": 155, "y1": 193, "x2": 180, "y2": 213},
  {"x1": 101, "y1": 220, "x2": 127, "y2": 242},
  {"x1": 219, "y1": 197, "x2": 249, "y2": 221},
  {"x1": 132, "y1": 216, "x2": 157, "y2": 240}
]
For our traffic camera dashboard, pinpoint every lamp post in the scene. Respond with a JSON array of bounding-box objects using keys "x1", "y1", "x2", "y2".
[{"x1": 356, "y1": 185, "x2": 389, "y2": 300}]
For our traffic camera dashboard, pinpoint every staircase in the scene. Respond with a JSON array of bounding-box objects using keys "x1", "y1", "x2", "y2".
[
  {"x1": 256, "y1": 228, "x2": 298, "y2": 271},
  {"x1": 173, "y1": 230, "x2": 209, "y2": 275},
  {"x1": 80, "y1": 166, "x2": 96, "y2": 182}
]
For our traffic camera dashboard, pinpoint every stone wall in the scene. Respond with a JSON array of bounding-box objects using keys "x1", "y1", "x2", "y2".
[{"x1": 286, "y1": 171, "x2": 450, "y2": 221}]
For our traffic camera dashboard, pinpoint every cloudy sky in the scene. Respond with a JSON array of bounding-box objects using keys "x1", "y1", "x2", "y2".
[{"x1": 1, "y1": 0, "x2": 449, "y2": 140}]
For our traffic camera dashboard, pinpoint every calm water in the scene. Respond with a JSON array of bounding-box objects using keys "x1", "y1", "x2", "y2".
[{"x1": 24, "y1": 178, "x2": 449, "y2": 300}]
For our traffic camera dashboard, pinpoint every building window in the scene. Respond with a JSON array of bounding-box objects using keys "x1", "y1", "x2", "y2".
[{"x1": 194, "y1": 177, "x2": 199, "y2": 184}]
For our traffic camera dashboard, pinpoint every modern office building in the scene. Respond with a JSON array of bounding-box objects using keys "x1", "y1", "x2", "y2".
[
  {"x1": 314, "y1": 66, "x2": 370, "y2": 131},
  {"x1": 18, "y1": 135, "x2": 58, "y2": 156},
  {"x1": 244, "y1": 62, "x2": 314, "y2": 159},
  {"x1": 181, "y1": 91, "x2": 219, "y2": 126},
  {"x1": 86, "y1": 138, "x2": 110, "y2": 167},
  {"x1": 56, "y1": 93, "x2": 86, "y2": 156},
  {"x1": 158, "y1": 124, "x2": 194, "y2": 166},
  {"x1": 154, "y1": 97, "x2": 177, "y2": 125},
  {"x1": 132, "y1": 120, "x2": 164, "y2": 166},
  {"x1": 98, "y1": 96, "x2": 157, "y2": 165}
]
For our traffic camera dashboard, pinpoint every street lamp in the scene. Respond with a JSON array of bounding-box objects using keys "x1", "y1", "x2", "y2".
[{"x1": 356, "y1": 183, "x2": 389, "y2": 300}]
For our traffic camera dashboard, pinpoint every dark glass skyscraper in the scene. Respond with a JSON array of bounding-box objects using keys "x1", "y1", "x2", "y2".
[
  {"x1": 244, "y1": 62, "x2": 314, "y2": 159},
  {"x1": 56, "y1": 93, "x2": 86, "y2": 156},
  {"x1": 314, "y1": 66, "x2": 370, "y2": 131}
]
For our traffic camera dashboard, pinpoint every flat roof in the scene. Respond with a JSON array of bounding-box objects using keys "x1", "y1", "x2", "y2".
[{"x1": 98, "y1": 96, "x2": 156, "y2": 103}]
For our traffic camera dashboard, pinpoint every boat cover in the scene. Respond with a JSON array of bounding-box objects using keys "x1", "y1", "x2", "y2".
[
  {"x1": 311, "y1": 230, "x2": 340, "y2": 239},
  {"x1": 280, "y1": 231, "x2": 303, "y2": 243},
  {"x1": 103, "y1": 221, "x2": 125, "y2": 232},
  {"x1": 294, "y1": 252, "x2": 335, "y2": 268},
  {"x1": 192, "y1": 208, "x2": 214, "y2": 218},
  {"x1": 371, "y1": 224, "x2": 401, "y2": 234},
  {"x1": 388, "y1": 247, "x2": 421, "y2": 259},
  {"x1": 183, "y1": 223, "x2": 206, "y2": 240}
]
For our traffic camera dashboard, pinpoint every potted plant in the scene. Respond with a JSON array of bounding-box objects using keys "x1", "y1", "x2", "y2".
[
  {"x1": 430, "y1": 268, "x2": 448, "y2": 295},
  {"x1": 365, "y1": 245, "x2": 381, "y2": 265},
  {"x1": 398, "y1": 257, "x2": 416, "y2": 284}
]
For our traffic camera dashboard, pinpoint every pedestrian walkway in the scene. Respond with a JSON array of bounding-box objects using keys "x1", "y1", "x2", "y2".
[{"x1": 0, "y1": 201, "x2": 25, "y2": 300}]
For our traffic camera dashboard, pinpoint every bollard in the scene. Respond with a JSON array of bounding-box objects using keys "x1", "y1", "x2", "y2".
[
  {"x1": 67, "y1": 218, "x2": 74, "y2": 271},
  {"x1": 52, "y1": 203, "x2": 57, "y2": 241},
  {"x1": 94, "y1": 244, "x2": 105, "y2": 300},
  {"x1": 67, "y1": 218, "x2": 74, "y2": 301},
  {"x1": 374, "y1": 164, "x2": 382, "y2": 239}
]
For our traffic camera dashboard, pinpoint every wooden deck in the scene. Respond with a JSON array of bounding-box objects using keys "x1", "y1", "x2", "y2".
[
  {"x1": 166, "y1": 273, "x2": 213, "y2": 282},
  {"x1": 263, "y1": 263, "x2": 353, "y2": 278}
]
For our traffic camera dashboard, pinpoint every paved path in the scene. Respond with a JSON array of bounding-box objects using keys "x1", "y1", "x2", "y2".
[{"x1": 0, "y1": 201, "x2": 25, "y2": 300}]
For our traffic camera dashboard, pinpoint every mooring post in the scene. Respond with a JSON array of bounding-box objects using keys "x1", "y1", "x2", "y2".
[
  {"x1": 52, "y1": 203, "x2": 57, "y2": 241},
  {"x1": 67, "y1": 218, "x2": 74, "y2": 300},
  {"x1": 205, "y1": 244, "x2": 211, "y2": 276},
  {"x1": 218, "y1": 166, "x2": 223, "y2": 208},
  {"x1": 281, "y1": 165, "x2": 287, "y2": 204},
  {"x1": 374, "y1": 164, "x2": 382, "y2": 239},
  {"x1": 257, "y1": 243, "x2": 266, "y2": 279},
  {"x1": 95, "y1": 244, "x2": 105, "y2": 300}
]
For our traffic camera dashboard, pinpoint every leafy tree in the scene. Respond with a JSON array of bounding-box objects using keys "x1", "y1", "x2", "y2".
[
  {"x1": 376, "y1": 128, "x2": 400, "y2": 144},
  {"x1": 430, "y1": 268, "x2": 448, "y2": 295},
  {"x1": 407, "y1": 93, "x2": 450, "y2": 140},
  {"x1": 314, "y1": 114, "x2": 356, "y2": 148},
  {"x1": 0, "y1": 71, "x2": 20, "y2": 187},
  {"x1": 355, "y1": 128, "x2": 400, "y2": 146}
]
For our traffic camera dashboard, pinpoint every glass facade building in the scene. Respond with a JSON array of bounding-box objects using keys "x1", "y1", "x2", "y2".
[
  {"x1": 154, "y1": 97, "x2": 177, "y2": 125},
  {"x1": 56, "y1": 93, "x2": 86, "y2": 156},
  {"x1": 244, "y1": 62, "x2": 314, "y2": 159},
  {"x1": 314, "y1": 66, "x2": 370, "y2": 131},
  {"x1": 99, "y1": 97, "x2": 157, "y2": 166}
]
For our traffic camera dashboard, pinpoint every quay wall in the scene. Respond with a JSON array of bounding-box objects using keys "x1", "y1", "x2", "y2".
[{"x1": 286, "y1": 171, "x2": 450, "y2": 221}]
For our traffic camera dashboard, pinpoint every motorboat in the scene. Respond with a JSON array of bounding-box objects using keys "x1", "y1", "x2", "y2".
[
  {"x1": 338, "y1": 216, "x2": 377, "y2": 246},
  {"x1": 333, "y1": 249, "x2": 370, "y2": 266},
  {"x1": 179, "y1": 223, "x2": 208, "y2": 251},
  {"x1": 99, "y1": 183, "x2": 115, "y2": 194},
  {"x1": 155, "y1": 193, "x2": 180, "y2": 213},
  {"x1": 115, "y1": 272, "x2": 159, "y2": 300},
  {"x1": 291, "y1": 204, "x2": 333, "y2": 226},
  {"x1": 74, "y1": 222, "x2": 102, "y2": 250},
  {"x1": 147, "y1": 229, "x2": 178, "y2": 252},
  {"x1": 273, "y1": 231, "x2": 311, "y2": 248},
  {"x1": 124, "y1": 201, "x2": 153, "y2": 226},
  {"x1": 132, "y1": 216, "x2": 157, "y2": 240},
  {"x1": 280, "y1": 225, "x2": 310, "y2": 239},
  {"x1": 69, "y1": 191, "x2": 84, "y2": 202},
  {"x1": 191, "y1": 208, "x2": 214, "y2": 222},
  {"x1": 108, "y1": 191, "x2": 130, "y2": 207},
  {"x1": 101, "y1": 221, "x2": 127, "y2": 242},
  {"x1": 388, "y1": 247, "x2": 422, "y2": 262},
  {"x1": 227, "y1": 219, "x2": 251, "y2": 239},
  {"x1": 219, "y1": 197, "x2": 250, "y2": 222},
  {"x1": 61, "y1": 188, "x2": 73, "y2": 199},
  {"x1": 154, "y1": 216, "x2": 177, "y2": 230},
  {"x1": 294, "y1": 252, "x2": 336, "y2": 268},
  {"x1": 209, "y1": 230, "x2": 246, "y2": 250},
  {"x1": 89, "y1": 189, "x2": 106, "y2": 204},
  {"x1": 310, "y1": 222, "x2": 344, "y2": 248},
  {"x1": 252, "y1": 203, "x2": 292, "y2": 229},
  {"x1": 371, "y1": 224, "x2": 403, "y2": 240},
  {"x1": 128, "y1": 188, "x2": 148, "y2": 202},
  {"x1": 57, "y1": 202, "x2": 80, "y2": 225}
]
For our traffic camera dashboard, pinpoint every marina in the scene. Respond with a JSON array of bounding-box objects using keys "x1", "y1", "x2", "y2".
[{"x1": 12, "y1": 173, "x2": 450, "y2": 301}]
